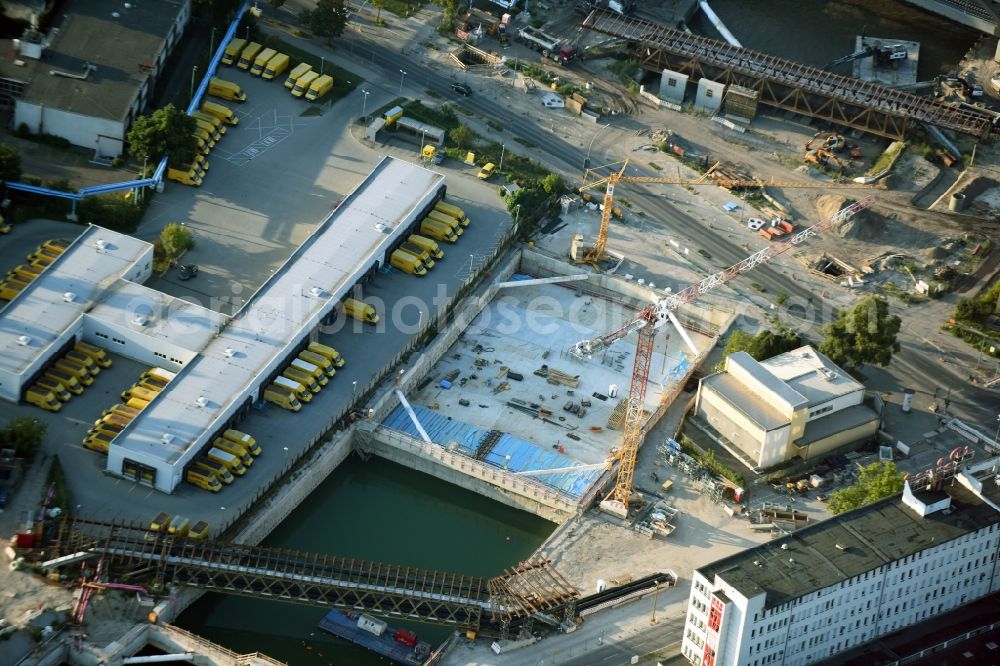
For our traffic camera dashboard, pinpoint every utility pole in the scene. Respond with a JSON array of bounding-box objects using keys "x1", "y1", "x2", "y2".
[
  {"x1": 361, "y1": 89, "x2": 370, "y2": 124},
  {"x1": 498, "y1": 143, "x2": 505, "y2": 174},
  {"x1": 190, "y1": 65, "x2": 198, "y2": 100}
]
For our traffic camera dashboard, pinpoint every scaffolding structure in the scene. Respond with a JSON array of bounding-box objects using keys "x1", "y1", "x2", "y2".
[{"x1": 582, "y1": 10, "x2": 996, "y2": 140}]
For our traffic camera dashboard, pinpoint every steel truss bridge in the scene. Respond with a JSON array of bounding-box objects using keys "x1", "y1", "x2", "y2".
[
  {"x1": 582, "y1": 10, "x2": 998, "y2": 141},
  {"x1": 54, "y1": 518, "x2": 579, "y2": 634}
]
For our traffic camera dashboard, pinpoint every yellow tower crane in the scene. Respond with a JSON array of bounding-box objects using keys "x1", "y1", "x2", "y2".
[{"x1": 571, "y1": 159, "x2": 884, "y2": 268}]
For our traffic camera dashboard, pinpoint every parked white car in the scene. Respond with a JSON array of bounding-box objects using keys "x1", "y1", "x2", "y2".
[{"x1": 747, "y1": 218, "x2": 765, "y2": 231}]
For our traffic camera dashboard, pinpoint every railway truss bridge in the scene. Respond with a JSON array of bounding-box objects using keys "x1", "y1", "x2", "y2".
[
  {"x1": 52, "y1": 517, "x2": 579, "y2": 637},
  {"x1": 582, "y1": 10, "x2": 998, "y2": 141}
]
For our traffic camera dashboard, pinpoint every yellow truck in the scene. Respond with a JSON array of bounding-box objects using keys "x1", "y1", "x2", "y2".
[
  {"x1": 168, "y1": 515, "x2": 191, "y2": 536},
  {"x1": 207, "y1": 447, "x2": 247, "y2": 475},
  {"x1": 250, "y1": 47, "x2": 277, "y2": 76},
  {"x1": 285, "y1": 62, "x2": 312, "y2": 89},
  {"x1": 291, "y1": 70, "x2": 320, "y2": 98},
  {"x1": 168, "y1": 166, "x2": 203, "y2": 187},
  {"x1": 427, "y1": 210, "x2": 463, "y2": 236},
  {"x1": 273, "y1": 375, "x2": 312, "y2": 403},
  {"x1": 202, "y1": 100, "x2": 239, "y2": 126},
  {"x1": 8, "y1": 264, "x2": 41, "y2": 282},
  {"x1": 194, "y1": 111, "x2": 226, "y2": 136},
  {"x1": 344, "y1": 298, "x2": 380, "y2": 325},
  {"x1": 434, "y1": 201, "x2": 470, "y2": 226},
  {"x1": 208, "y1": 77, "x2": 247, "y2": 103},
  {"x1": 221, "y1": 37, "x2": 246, "y2": 66},
  {"x1": 83, "y1": 430, "x2": 114, "y2": 454},
  {"x1": 74, "y1": 341, "x2": 111, "y2": 367},
  {"x1": 307, "y1": 342, "x2": 345, "y2": 368},
  {"x1": 237, "y1": 41, "x2": 263, "y2": 70},
  {"x1": 305, "y1": 74, "x2": 334, "y2": 101},
  {"x1": 0, "y1": 281, "x2": 24, "y2": 301},
  {"x1": 65, "y1": 350, "x2": 99, "y2": 375},
  {"x1": 121, "y1": 385, "x2": 158, "y2": 403},
  {"x1": 44, "y1": 368, "x2": 83, "y2": 395},
  {"x1": 142, "y1": 367, "x2": 176, "y2": 383},
  {"x1": 223, "y1": 429, "x2": 261, "y2": 456},
  {"x1": 419, "y1": 218, "x2": 459, "y2": 244},
  {"x1": 264, "y1": 384, "x2": 302, "y2": 412},
  {"x1": 398, "y1": 241, "x2": 436, "y2": 269},
  {"x1": 54, "y1": 358, "x2": 94, "y2": 385},
  {"x1": 194, "y1": 126, "x2": 216, "y2": 149},
  {"x1": 25, "y1": 387, "x2": 61, "y2": 412},
  {"x1": 194, "y1": 117, "x2": 222, "y2": 142},
  {"x1": 195, "y1": 457, "x2": 235, "y2": 484},
  {"x1": 189, "y1": 521, "x2": 211, "y2": 540},
  {"x1": 35, "y1": 377, "x2": 71, "y2": 402},
  {"x1": 290, "y1": 357, "x2": 328, "y2": 385},
  {"x1": 408, "y1": 234, "x2": 444, "y2": 260},
  {"x1": 283, "y1": 367, "x2": 321, "y2": 394},
  {"x1": 297, "y1": 350, "x2": 336, "y2": 378},
  {"x1": 187, "y1": 468, "x2": 222, "y2": 492},
  {"x1": 390, "y1": 249, "x2": 428, "y2": 276},
  {"x1": 262, "y1": 52, "x2": 290, "y2": 80},
  {"x1": 212, "y1": 437, "x2": 254, "y2": 467}
]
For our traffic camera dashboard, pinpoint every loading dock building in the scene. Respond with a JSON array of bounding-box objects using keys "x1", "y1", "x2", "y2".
[
  {"x1": 694, "y1": 346, "x2": 878, "y2": 469},
  {"x1": 106, "y1": 157, "x2": 446, "y2": 492}
]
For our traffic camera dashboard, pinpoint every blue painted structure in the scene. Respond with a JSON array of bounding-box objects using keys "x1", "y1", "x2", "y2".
[{"x1": 382, "y1": 405, "x2": 603, "y2": 498}]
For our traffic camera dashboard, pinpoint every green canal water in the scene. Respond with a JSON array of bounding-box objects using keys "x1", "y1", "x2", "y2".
[{"x1": 177, "y1": 456, "x2": 556, "y2": 665}]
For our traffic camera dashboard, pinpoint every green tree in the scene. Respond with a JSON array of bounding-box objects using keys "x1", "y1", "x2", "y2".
[
  {"x1": 0, "y1": 143, "x2": 22, "y2": 182},
  {"x1": 372, "y1": 0, "x2": 384, "y2": 22},
  {"x1": 160, "y1": 223, "x2": 195, "y2": 259},
  {"x1": 127, "y1": 105, "x2": 198, "y2": 168},
  {"x1": 448, "y1": 124, "x2": 475, "y2": 150},
  {"x1": 300, "y1": 0, "x2": 350, "y2": 42},
  {"x1": 724, "y1": 327, "x2": 802, "y2": 361},
  {"x1": 540, "y1": 173, "x2": 567, "y2": 196},
  {"x1": 819, "y1": 296, "x2": 901, "y2": 369},
  {"x1": 828, "y1": 461, "x2": 905, "y2": 515},
  {"x1": 0, "y1": 417, "x2": 47, "y2": 459}
]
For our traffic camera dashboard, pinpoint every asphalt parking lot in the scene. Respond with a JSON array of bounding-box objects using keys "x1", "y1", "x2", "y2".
[{"x1": 0, "y1": 62, "x2": 517, "y2": 531}]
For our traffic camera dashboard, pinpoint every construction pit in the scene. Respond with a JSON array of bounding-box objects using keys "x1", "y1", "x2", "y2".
[{"x1": 378, "y1": 278, "x2": 716, "y2": 512}]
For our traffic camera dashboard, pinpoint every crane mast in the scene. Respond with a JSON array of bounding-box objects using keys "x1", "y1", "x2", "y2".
[{"x1": 580, "y1": 196, "x2": 875, "y2": 518}]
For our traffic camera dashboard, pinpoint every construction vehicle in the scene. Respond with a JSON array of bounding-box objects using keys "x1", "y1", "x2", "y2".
[
  {"x1": 570, "y1": 196, "x2": 873, "y2": 519},
  {"x1": 573, "y1": 159, "x2": 878, "y2": 268},
  {"x1": 517, "y1": 26, "x2": 577, "y2": 65},
  {"x1": 824, "y1": 43, "x2": 907, "y2": 70}
]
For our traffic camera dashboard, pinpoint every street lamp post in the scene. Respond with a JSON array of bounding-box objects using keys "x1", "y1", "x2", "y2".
[
  {"x1": 361, "y1": 89, "x2": 370, "y2": 123},
  {"x1": 399, "y1": 69, "x2": 407, "y2": 95},
  {"x1": 352, "y1": 380, "x2": 357, "y2": 397},
  {"x1": 994, "y1": 415, "x2": 1000, "y2": 444},
  {"x1": 585, "y1": 123, "x2": 612, "y2": 173},
  {"x1": 209, "y1": 27, "x2": 216, "y2": 58},
  {"x1": 190, "y1": 65, "x2": 198, "y2": 100},
  {"x1": 498, "y1": 143, "x2": 505, "y2": 174},
  {"x1": 321, "y1": 57, "x2": 325, "y2": 76}
]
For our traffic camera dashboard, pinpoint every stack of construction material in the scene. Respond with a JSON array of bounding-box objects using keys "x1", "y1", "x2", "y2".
[
  {"x1": 607, "y1": 399, "x2": 628, "y2": 429},
  {"x1": 545, "y1": 367, "x2": 580, "y2": 388}
]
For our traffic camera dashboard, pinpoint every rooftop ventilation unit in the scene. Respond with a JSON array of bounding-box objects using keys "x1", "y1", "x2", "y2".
[
  {"x1": 132, "y1": 314, "x2": 148, "y2": 326},
  {"x1": 374, "y1": 223, "x2": 391, "y2": 234},
  {"x1": 62, "y1": 292, "x2": 76, "y2": 302},
  {"x1": 835, "y1": 543, "x2": 847, "y2": 551},
  {"x1": 161, "y1": 433, "x2": 174, "y2": 445},
  {"x1": 780, "y1": 543, "x2": 789, "y2": 551},
  {"x1": 224, "y1": 347, "x2": 236, "y2": 358},
  {"x1": 310, "y1": 286, "x2": 326, "y2": 298},
  {"x1": 196, "y1": 396, "x2": 209, "y2": 407},
  {"x1": 16, "y1": 335, "x2": 31, "y2": 346},
  {"x1": 95, "y1": 239, "x2": 108, "y2": 250}
]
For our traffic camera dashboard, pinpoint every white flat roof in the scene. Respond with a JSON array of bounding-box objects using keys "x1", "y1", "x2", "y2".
[
  {"x1": 114, "y1": 157, "x2": 445, "y2": 464},
  {"x1": 87, "y1": 281, "x2": 226, "y2": 350},
  {"x1": 727, "y1": 351, "x2": 807, "y2": 410},
  {"x1": 0, "y1": 226, "x2": 149, "y2": 377},
  {"x1": 762, "y1": 346, "x2": 862, "y2": 407}
]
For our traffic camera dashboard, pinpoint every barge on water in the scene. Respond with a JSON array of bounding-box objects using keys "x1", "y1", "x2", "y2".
[{"x1": 318, "y1": 609, "x2": 433, "y2": 664}]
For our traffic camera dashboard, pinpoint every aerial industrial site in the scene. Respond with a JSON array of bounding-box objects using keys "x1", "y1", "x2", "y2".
[{"x1": 1, "y1": 0, "x2": 1000, "y2": 664}]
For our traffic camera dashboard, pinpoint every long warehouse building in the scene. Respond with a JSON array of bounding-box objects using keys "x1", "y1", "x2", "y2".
[{"x1": 107, "y1": 157, "x2": 446, "y2": 491}]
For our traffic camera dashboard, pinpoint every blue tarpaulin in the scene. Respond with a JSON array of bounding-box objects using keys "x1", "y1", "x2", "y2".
[{"x1": 382, "y1": 405, "x2": 601, "y2": 498}]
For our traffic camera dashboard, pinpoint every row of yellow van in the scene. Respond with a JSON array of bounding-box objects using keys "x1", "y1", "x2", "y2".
[
  {"x1": 28, "y1": 341, "x2": 111, "y2": 413},
  {"x1": 1, "y1": 238, "x2": 68, "y2": 301},
  {"x1": 264, "y1": 342, "x2": 346, "y2": 412},
  {"x1": 167, "y1": 100, "x2": 240, "y2": 187},
  {"x1": 388, "y1": 201, "x2": 470, "y2": 276},
  {"x1": 148, "y1": 512, "x2": 210, "y2": 540},
  {"x1": 83, "y1": 367, "x2": 173, "y2": 454},
  {"x1": 188, "y1": 428, "x2": 263, "y2": 491},
  {"x1": 222, "y1": 37, "x2": 334, "y2": 102}
]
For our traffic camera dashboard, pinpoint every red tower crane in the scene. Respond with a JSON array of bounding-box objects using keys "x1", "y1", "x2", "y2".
[{"x1": 571, "y1": 196, "x2": 875, "y2": 518}]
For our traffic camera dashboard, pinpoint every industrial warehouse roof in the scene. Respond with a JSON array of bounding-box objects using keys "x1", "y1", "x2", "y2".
[
  {"x1": 727, "y1": 352, "x2": 808, "y2": 412},
  {"x1": 698, "y1": 470, "x2": 1000, "y2": 610},
  {"x1": 112, "y1": 157, "x2": 445, "y2": 464},
  {"x1": 87, "y1": 281, "x2": 226, "y2": 355},
  {"x1": 0, "y1": 227, "x2": 149, "y2": 378},
  {"x1": 0, "y1": 0, "x2": 186, "y2": 120},
  {"x1": 762, "y1": 346, "x2": 863, "y2": 407}
]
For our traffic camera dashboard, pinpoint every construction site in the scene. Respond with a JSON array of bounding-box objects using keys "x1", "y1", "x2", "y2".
[{"x1": 8, "y1": 0, "x2": 1000, "y2": 664}]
